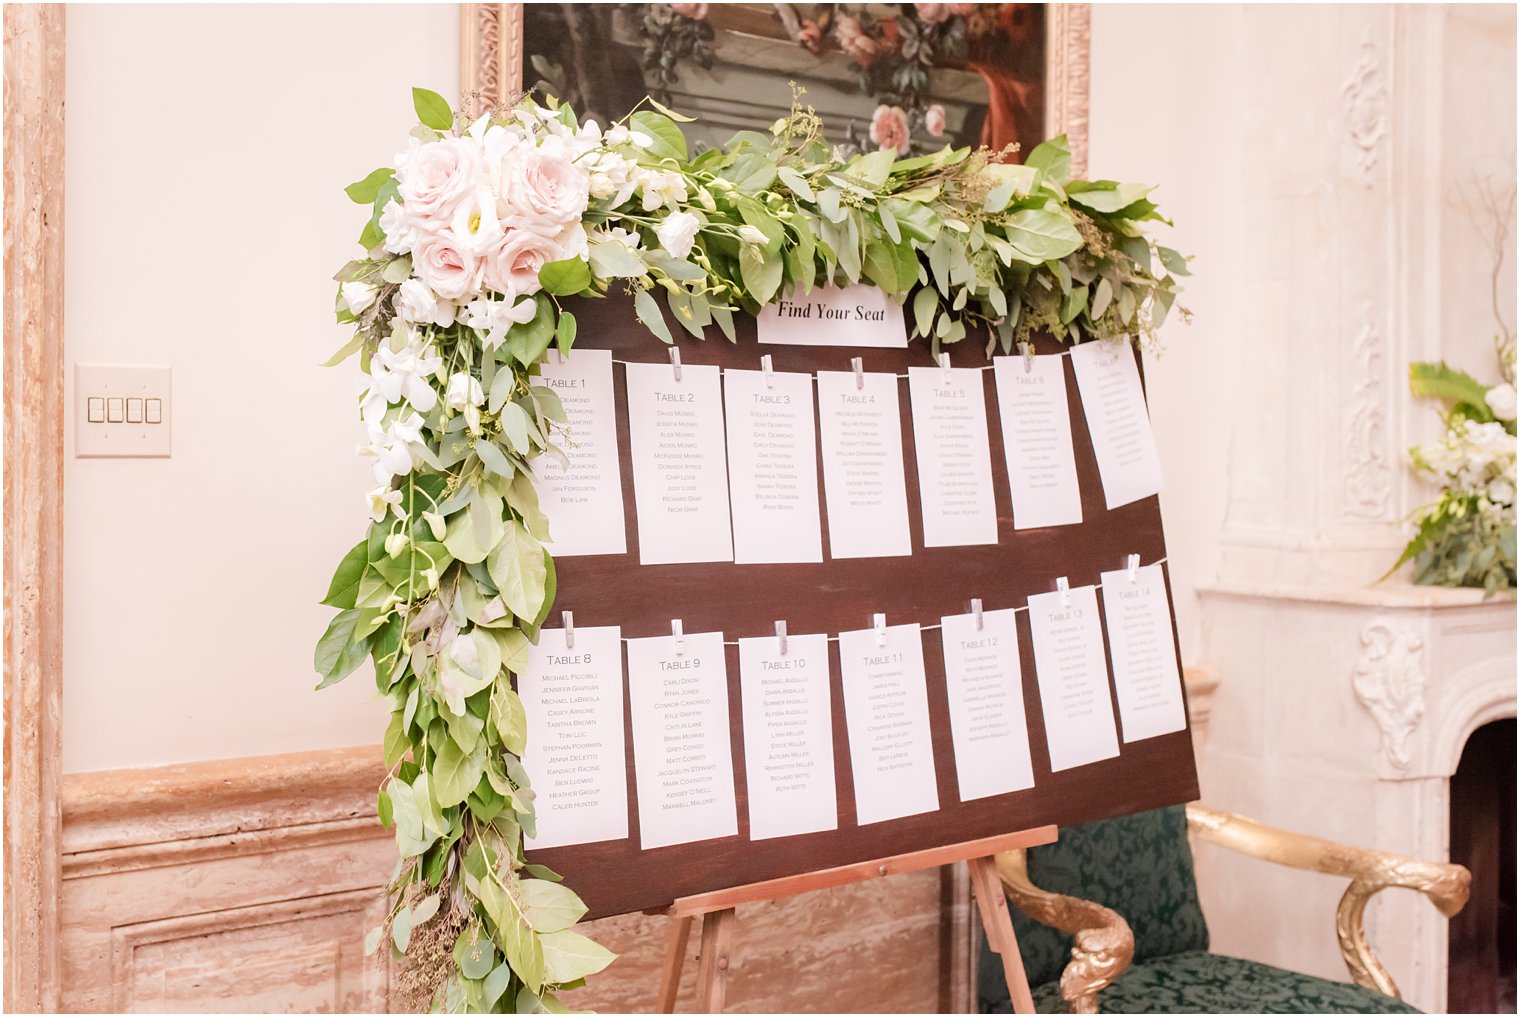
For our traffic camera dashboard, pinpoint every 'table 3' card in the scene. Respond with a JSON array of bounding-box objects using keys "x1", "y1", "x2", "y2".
[
  {"x1": 837, "y1": 623, "x2": 939, "y2": 824},
  {"x1": 940, "y1": 608, "x2": 1036, "y2": 801},
  {"x1": 624, "y1": 361, "x2": 734, "y2": 565},
  {"x1": 1069, "y1": 339, "x2": 1164, "y2": 509},
  {"x1": 737, "y1": 632, "x2": 837, "y2": 840},
  {"x1": 1099, "y1": 563, "x2": 1187, "y2": 742},
  {"x1": 519, "y1": 625, "x2": 629, "y2": 851},
  {"x1": 723, "y1": 368, "x2": 824, "y2": 564},
  {"x1": 1026, "y1": 585, "x2": 1121, "y2": 772},
  {"x1": 626, "y1": 630, "x2": 739, "y2": 850}
]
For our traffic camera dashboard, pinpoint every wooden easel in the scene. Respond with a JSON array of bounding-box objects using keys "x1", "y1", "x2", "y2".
[{"x1": 654, "y1": 826, "x2": 1056, "y2": 1014}]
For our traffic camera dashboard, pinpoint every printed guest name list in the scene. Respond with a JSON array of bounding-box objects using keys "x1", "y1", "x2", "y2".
[{"x1": 535, "y1": 349, "x2": 628, "y2": 556}]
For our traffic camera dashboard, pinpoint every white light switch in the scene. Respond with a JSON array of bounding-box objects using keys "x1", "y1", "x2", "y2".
[{"x1": 75, "y1": 364, "x2": 171, "y2": 458}]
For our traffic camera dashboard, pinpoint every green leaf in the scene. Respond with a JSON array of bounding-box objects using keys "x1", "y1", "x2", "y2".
[
  {"x1": 383, "y1": 711, "x2": 409, "y2": 768},
  {"x1": 520, "y1": 880, "x2": 587, "y2": 935},
  {"x1": 1409, "y1": 362, "x2": 1495, "y2": 420},
  {"x1": 1068, "y1": 182, "x2": 1153, "y2": 214},
  {"x1": 483, "y1": 963, "x2": 514, "y2": 1008},
  {"x1": 633, "y1": 288, "x2": 674, "y2": 343},
  {"x1": 433, "y1": 736, "x2": 487, "y2": 808},
  {"x1": 629, "y1": 110, "x2": 687, "y2": 162},
  {"x1": 456, "y1": 930, "x2": 497, "y2": 980},
  {"x1": 1091, "y1": 277, "x2": 1114, "y2": 320},
  {"x1": 412, "y1": 86, "x2": 453, "y2": 131},
  {"x1": 539, "y1": 929, "x2": 616, "y2": 984},
  {"x1": 1025, "y1": 135, "x2": 1071, "y2": 182},
  {"x1": 444, "y1": 487, "x2": 505, "y2": 565},
  {"x1": 490, "y1": 684, "x2": 529, "y2": 755},
  {"x1": 912, "y1": 288, "x2": 938, "y2": 339},
  {"x1": 538, "y1": 258, "x2": 591, "y2": 296},
  {"x1": 588, "y1": 240, "x2": 646, "y2": 279},
  {"x1": 506, "y1": 299, "x2": 557, "y2": 366},
  {"x1": 476, "y1": 440, "x2": 514, "y2": 478},
  {"x1": 1157, "y1": 246, "x2": 1191, "y2": 276},
  {"x1": 739, "y1": 242, "x2": 784, "y2": 305},
  {"x1": 1004, "y1": 209, "x2": 1083, "y2": 261},
  {"x1": 392, "y1": 905, "x2": 414, "y2": 952},
  {"x1": 777, "y1": 166, "x2": 815, "y2": 201},
  {"x1": 322, "y1": 540, "x2": 368, "y2": 608},
  {"x1": 487, "y1": 521, "x2": 548, "y2": 621},
  {"x1": 345, "y1": 167, "x2": 395, "y2": 204},
  {"x1": 851, "y1": 148, "x2": 897, "y2": 187},
  {"x1": 555, "y1": 311, "x2": 577, "y2": 355},
  {"x1": 314, "y1": 609, "x2": 371, "y2": 689},
  {"x1": 647, "y1": 97, "x2": 696, "y2": 122}
]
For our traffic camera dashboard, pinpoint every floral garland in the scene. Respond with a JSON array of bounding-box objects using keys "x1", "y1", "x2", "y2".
[{"x1": 316, "y1": 85, "x2": 1186, "y2": 1013}]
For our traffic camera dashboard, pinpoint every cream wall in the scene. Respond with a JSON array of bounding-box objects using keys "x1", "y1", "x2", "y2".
[{"x1": 62, "y1": 4, "x2": 460, "y2": 772}]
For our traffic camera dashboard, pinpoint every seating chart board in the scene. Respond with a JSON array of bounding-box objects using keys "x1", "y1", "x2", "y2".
[{"x1": 529, "y1": 294, "x2": 1198, "y2": 920}]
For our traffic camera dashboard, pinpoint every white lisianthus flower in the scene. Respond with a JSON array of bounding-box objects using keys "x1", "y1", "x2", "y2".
[
  {"x1": 341, "y1": 281, "x2": 378, "y2": 315},
  {"x1": 657, "y1": 211, "x2": 701, "y2": 258},
  {"x1": 448, "y1": 186, "x2": 505, "y2": 256},
  {"x1": 737, "y1": 225, "x2": 768, "y2": 246},
  {"x1": 367, "y1": 484, "x2": 405, "y2": 522},
  {"x1": 446, "y1": 372, "x2": 485, "y2": 409},
  {"x1": 396, "y1": 279, "x2": 456, "y2": 328},
  {"x1": 465, "y1": 295, "x2": 538, "y2": 350},
  {"x1": 372, "y1": 342, "x2": 443, "y2": 413},
  {"x1": 1485, "y1": 382, "x2": 1517, "y2": 421}
]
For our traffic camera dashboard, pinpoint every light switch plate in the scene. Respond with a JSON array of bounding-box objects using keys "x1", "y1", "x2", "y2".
[{"x1": 75, "y1": 364, "x2": 171, "y2": 458}]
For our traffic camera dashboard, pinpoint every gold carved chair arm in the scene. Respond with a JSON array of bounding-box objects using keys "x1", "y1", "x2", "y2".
[
  {"x1": 1185, "y1": 803, "x2": 1471, "y2": 1001},
  {"x1": 996, "y1": 849, "x2": 1136, "y2": 1015}
]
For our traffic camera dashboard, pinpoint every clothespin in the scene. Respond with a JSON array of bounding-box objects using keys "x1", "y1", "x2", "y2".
[
  {"x1": 873, "y1": 612, "x2": 888, "y2": 647},
  {"x1": 775, "y1": 620, "x2": 788, "y2": 656},
  {"x1": 939, "y1": 351, "x2": 953, "y2": 383},
  {"x1": 761, "y1": 354, "x2": 775, "y2": 389},
  {"x1": 1056, "y1": 577, "x2": 1071, "y2": 608},
  {"x1": 1021, "y1": 341, "x2": 1034, "y2": 374},
  {"x1": 671, "y1": 618, "x2": 685, "y2": 655},
  {"x1": 669, "y1": 347, "x2": 683, "y2": 383},
  {"x1": 563, "y1": 610, "x2": 575, "y2": 649},
  {"x1": 852, "y1": 356, "x2": 865, "y2": 391},
  {"x1": 970, "y1": 598, "x2": 984, "y2": 631},
  {"x1": 1126, "y1": 553, "x2": 1140, "y2": 582}
]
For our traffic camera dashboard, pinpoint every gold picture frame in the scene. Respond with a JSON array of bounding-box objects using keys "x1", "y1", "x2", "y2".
[{"x1": 460, "y1": 2, "x2": 1090, "y2": 174}]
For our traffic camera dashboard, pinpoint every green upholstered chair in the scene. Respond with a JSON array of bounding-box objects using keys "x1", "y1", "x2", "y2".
[{"x1": 978, "y1": 804, "x2": 1471, "y2": 1014}]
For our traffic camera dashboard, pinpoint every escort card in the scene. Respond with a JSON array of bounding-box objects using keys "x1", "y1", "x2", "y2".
[
  {"x1": 723, "y1": 368, "x2": 824, "y2": 564},
  {"x1": 816, "y1": 370, "x2": 913, "y2": 559},
  {"x1": 534, "y1": 349, "x2": 628, "y2": 556},
  {"x1": 993, "y1": 355, "x2": 1083, "y2": 529},
  {"x1": 624, "y1": 361, "x2": 734, "y2": 564},
  {"x1": 939, "y1": 609, "x2": 1036, "y2": 801},
  {"x1": 1099, "y1": 563, "x2": 1187, "y2": 742},
  {"x1": 737, "y1": 632, "x2": 838, "y2": 840},
  {"x1": 520, "y1": 626, "x2": 629, "y2": 850},
  {"x1": 626, "y1": 631, "x2": 739, "y2": 849},
  {"x1": 1069, "y1": 339, "x2": 1164, "y2": 508},
  {"x1": 755, "y1": 285, "x2": 908, "y2": 348},
  {"x1": 908, "y1": 365, "x2": 999, "y2": 546},
  {"x1": 837, "y1": 623, "x2": 940, "y2": 824},
  {"x1": 1026, "y1": 586, "x2": 1121, "y2": 771}
]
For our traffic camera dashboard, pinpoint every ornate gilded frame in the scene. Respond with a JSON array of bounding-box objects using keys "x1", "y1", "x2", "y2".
[{"x1": 459, "y1": 3, "x2": 1091, "y2": 175}]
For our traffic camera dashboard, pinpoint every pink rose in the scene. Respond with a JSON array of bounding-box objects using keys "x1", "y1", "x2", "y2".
[
  {"x1": 412, "y1": 232, "x2": 483, "y2": 302},
  {"x1": 669, "y1": 2, "x2": 708, "y2": 18},
  {"x1": 397, "y1": 137, "x2": 481, "y2": 226},
  {"x1": 924, "y1": 103, "x2": 946, "y2": 138},
  {"x1": 482, "y1": 229, "x2": 565, "y2": 298},
  {"x1": 797, "y1": 19, "x2": 824, "y2": 55},
  {"x1": 503, "y1": 143, "x2": 590, "y2": 237},
  {"x1": 916, "y1": 3, "x2": 950, "y2": 25},
  {"x1": 870, "y1": 105, "x2": 911, "y2": 156},
  {"x1": 834, "y1": 16, "x2": 880, "y2": 66}
]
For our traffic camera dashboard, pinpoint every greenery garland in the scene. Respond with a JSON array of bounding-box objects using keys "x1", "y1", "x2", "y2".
[{"x1": 315, "y1": 85, "x2": 1187, "y2": 1013}]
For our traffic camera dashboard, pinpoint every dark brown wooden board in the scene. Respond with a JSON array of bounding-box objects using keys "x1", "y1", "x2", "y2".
[{"x1": 528, "y1": 294, "x2": 1199, "y2": 921}]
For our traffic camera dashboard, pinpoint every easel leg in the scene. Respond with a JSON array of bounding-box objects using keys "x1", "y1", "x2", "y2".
[
  {"x1": 657, "y1": 914, "x2": 695, "y2": 1013},
  {"x1": 968, "y1": 856, "x2": 1036, "y2": 1015},
  {"x1": 694, "y1": 907, "x2": 736, "y2": 1014}
]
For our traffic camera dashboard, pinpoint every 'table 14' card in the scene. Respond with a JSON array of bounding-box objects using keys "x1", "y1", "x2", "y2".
[{"x1": 1099, "y1": 563, "x2": 1187, "y2": 742}]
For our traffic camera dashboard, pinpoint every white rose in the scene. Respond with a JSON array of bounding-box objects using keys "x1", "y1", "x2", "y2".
[
  {"x1": 396, "y1": 279, "x2": 456, "y2": 327},
  {"x1": 378, "y1": 200, "x2": 424, "y2": 254},
  {"x1": 396, "y1": 137, "x2": 482, "y2": 228},
  {"x1": 656, "y1": 211, "x2": 700, "y2": 258},
  {"x1": 341, "y1": 281, "x2": 377, "y2": 314},
  {"x1": 1485, "y1": 382, "x2": 1516, "y2": 421}
]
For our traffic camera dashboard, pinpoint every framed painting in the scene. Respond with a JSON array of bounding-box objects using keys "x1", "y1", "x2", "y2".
[{"x1": 461, "y1": 3, "x2": 1090, "y2": 173}]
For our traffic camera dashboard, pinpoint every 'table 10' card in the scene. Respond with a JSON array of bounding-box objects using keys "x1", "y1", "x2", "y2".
[{"x1": 737, "y1": 632, "x2": 837, "y2": 840}]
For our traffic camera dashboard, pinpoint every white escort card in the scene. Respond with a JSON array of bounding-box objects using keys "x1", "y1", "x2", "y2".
[
  {"x1": 737, "y1": 632, "x2": 838, "y2": 840},
  {"x1": 908, "y1": 365, "x2": 999, "y2": 546},
  {"x1": 755, "y1": 285, "x2": 908, "y2": 348},
  {"x1": 623, "y1": 361, "x2": 734, "y2": 564},
  {"x1": 940, "y1": 608, "x2": 1036, "y2": 801},
  {"x1": 837, "y1": 622, "x2": 940, "y2": 824},
  {"x1": 626, "y1": 630, "x2": 739, "y2": 849},
  {"x1": 816, "y1": 370, "x2": 913, "y2": 559},
  {"x1": 519, "y1": 626, "x2": 629, "y2": 850},
  {"x1": 1069, "y1": 339, "x2": 1165, "y2": 509},
  {"x1": 534, "y1": 349, "x2": 628, "y2": 556},
  {"x1": 1099, "y1": 563, "x2": 1187, "y2": 742},
  {"x1": 993, "y1": 355, "x2": 1083, "y2": 529},
  {"x1": 1026, "y1": 585, "x2": 1121, "y2": 771},
  {"x1": 723, "y1": 368, "x2": 824, "y2": 564}
]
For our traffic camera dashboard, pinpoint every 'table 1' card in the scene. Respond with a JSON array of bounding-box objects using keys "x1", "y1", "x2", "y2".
[
  {"x1": 533, "y1": 349, "x2": 629, "y2": 556},
  {"x1": 737, "y1": 632, "x2": 838, "y2": 840},
  {"x1": 816, "y1": 370, "x2": 913, "y2": 559},
  {"x1": 1069, "y1": 339, "x2": 1164, "y2": 509},
  {"x1": 939, "y1": 608, "x2": 1036, "y2": 801},
  {"x1": 1025, "y1": 585, "x2": 1121, "y2": 772},
  {"x1": 1099, "y1": 563, "x2": 1187, "y2": 742},
  {"x1": 723, "y1": 368, "x2": 824, "y2": 564},
  {"x1": 626, "y1": 630, "x2": 739, "y2": 850},
  {"x1": 837, "y1": 623, "x2": 939, "y2": 825},
  {"x1": 519, "y1": 625, "x2": 629, "y2": 851},
  {"x1": 624, "y1": 361, "x2": 735, "y2": 565},
  {"x1": 908, "y1": 365, "x2": 1000, "y2": 547},
  {"x1": 992, "y1": 355, "x2": 1083, "y2": 529}
]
